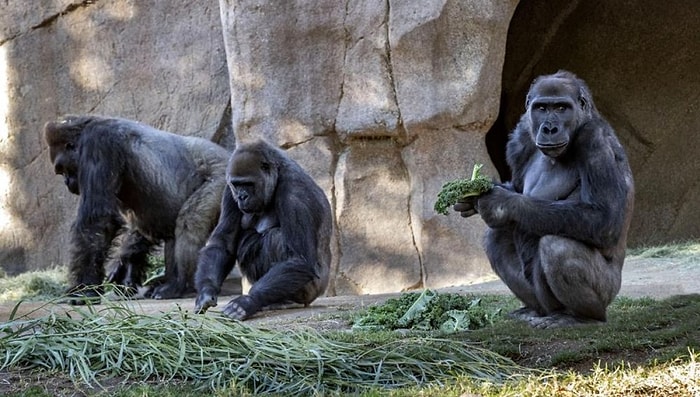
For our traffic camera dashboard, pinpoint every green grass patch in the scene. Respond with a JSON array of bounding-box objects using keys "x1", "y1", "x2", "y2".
[
  {"x1": 0, "y1": 254, "x2": 166, "y2": 303},
  {"x1": 0, "y1": 301, "x2": 527, "y2": 395},
  {"x1": 465, "y1": 294, "x2": 700, "y2": 370},
  {"x1": 1, "y1": 294, "x2": 698, "y2": 396}
]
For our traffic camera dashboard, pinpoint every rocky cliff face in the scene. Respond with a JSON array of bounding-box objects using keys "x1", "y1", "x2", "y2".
[
  {"x1": 219, "y1": 0, "x2": 517, "y2": 294},
  {"x1": 0, "y1": 0, "x2": 517, "y2": 294},
  {"x1": 0, "y1": 1, "x2": 231, "y2": 274},
  {"x1": 2, "y1": 0, "x2": 698, "y2": 294}
]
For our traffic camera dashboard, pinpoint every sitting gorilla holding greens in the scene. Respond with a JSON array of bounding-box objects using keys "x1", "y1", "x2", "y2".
[{"x1": 455, "y1": 71, "x2": 635, "y2": 328}]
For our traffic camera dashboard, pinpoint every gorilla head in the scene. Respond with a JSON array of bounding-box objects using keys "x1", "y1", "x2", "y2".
[
  {"x1": 227, "y1": 147, "x2": 279, "y2": 214},
  {"x1": 525, "y1": 70, "x2": 595, "y2": 158},
  {"x1": 44, "y1": 117, "x2": 87, "y2": 195}
]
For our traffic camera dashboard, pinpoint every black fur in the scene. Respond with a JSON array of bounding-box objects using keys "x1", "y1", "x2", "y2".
[
  {"x1": 44, "y1": 115, "x2": 229, "y2": 303},
  {"x1": 456, "y1": 71, "x2": 634, "y2": 328},
  {"x1": 194, "y1": 140, "x2": 332, "y2": 320}
]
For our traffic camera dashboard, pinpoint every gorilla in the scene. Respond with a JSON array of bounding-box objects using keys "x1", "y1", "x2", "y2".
[
  {"x1": 455, "y1": 70, "x2": 635, "y2": 328},
  {"x1": 194, "y1": 140, "x2": 332, "y2": 320},
  {"x1": 44, "y1": 115, "x2": 230, "y2": 304}
]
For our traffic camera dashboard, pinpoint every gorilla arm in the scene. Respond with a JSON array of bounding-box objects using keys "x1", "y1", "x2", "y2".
[
  {"x1": 194, "y1": 188, "x2": 242, "y2": 314},
  {"x1": 477, "y1": 124, "x2": 630, "y2": 250},
  {"x1": 68, "y1": 129, "x2": 127, "y2": 290}
]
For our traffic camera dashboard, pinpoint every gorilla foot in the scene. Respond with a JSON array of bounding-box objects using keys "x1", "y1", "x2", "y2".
[
  {"x1": 222, "y1": 295, "x2": 260, "y2": 320},
  {"x1": 110, "y1": 283, "x2": 139, "y2": 299},
  {"x1": 60, "y1": 285, "x2": 103, "y2": 306},
  {"x1": 508, "y1": 307, "x2": 542, "y2": 322},
  {"x1": 147, "y1": 281, "x2": 190, "y2": 300},
  {"x1": 528, "y1": 312, "x2": 604, "y2": 329}
]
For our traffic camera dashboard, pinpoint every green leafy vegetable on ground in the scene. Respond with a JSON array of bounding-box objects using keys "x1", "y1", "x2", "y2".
[
  {"x1": 353, "y1": 289, "x2": 502, "y2": 332},
  {"x1": 434, "y1": 163, "x2": 494, "y2": 215}
]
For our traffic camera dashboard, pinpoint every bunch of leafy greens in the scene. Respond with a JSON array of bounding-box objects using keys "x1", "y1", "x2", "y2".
[
  {"x1": 434, "y1": 163, "x2": 493, "y2": 215},
  {"x1": 353, "y1": 289, "x2": 502, "y2": 333}
]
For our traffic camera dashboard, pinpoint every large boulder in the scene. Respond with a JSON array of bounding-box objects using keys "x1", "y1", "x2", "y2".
[
  {"x1": 220, "y1": 0, "x2": 518, "y2": 293},
  {"x1": 6, "y1": 0, "x2": 695, "y2": 295},
  {"x1": 0, "y1": 1, "x2": 231, "y2": 274}
]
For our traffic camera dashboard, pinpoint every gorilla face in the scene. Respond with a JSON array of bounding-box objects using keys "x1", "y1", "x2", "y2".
[
  {"x1": 44, "y1": 122, "x2": 81, "y2": 195},
  {"x1": 227, "y1": 149, "x2": 278, "y2": 214},
  {"x1": 527, "y1": 77, "x2": 582, "y2": 158}
]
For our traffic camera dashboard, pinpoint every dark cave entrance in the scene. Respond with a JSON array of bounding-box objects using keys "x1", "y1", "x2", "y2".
[{"x1": 486, "y1": 0, "x2": 700, "y2": 245}]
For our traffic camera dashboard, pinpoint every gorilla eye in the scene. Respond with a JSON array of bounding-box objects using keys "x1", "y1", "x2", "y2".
[
  {"x1": 535, "y1": 105, "x2": 546, "y2": 112},
  {"x1": 65, "y1": 142, "x2": 76, "y2": 151},
  {"x1": 260, "y1": 162, "x2": 271, "y2": 172}
]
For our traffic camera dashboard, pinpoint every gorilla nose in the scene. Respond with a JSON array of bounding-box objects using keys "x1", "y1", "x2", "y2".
[
  {"x1": 542, "y1": 125, "x2": 558, "y2": 135},
  {"x1": 237, "y1": 192, "x2": 249, "y2": 202}
]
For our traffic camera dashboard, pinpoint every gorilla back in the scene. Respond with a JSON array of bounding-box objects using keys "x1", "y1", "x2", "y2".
[
  {"x1": 195, "y1": 140, "x2": 332, "y2": 320},
  {"x1": 44, "y1": 115, "x2": 230, "y2": 303}
]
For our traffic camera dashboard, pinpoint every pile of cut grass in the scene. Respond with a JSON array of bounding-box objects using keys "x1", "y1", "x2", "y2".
[
  {"x1": 0, "y1": 301, "x2": 528, "y2": 395},
  {"x1": 627, "y1": 240, "x2": 700, "y2": 260},
  {"x1": 0, "y1": 267, "x2": 66, "y2": 303}
]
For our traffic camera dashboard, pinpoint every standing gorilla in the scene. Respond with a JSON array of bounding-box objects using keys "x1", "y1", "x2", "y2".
[
  {"x1": 195, "y1": 140, "x2": 332, "y2": 320},
  {"x1": 44, "y1": 115, "x2": 230, "y2": 303},
  {"x1": 455, "y1": 70, "x2": 635, "y2": 328}
]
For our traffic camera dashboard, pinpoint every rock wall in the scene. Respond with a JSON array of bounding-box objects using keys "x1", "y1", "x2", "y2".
[
  {"x1": 8, "y1": 0, "x2": 695, "y2": 296},
  {"x1": 220, "y1": 0, "x2": 517, "y2": 294},
  {"x1": 0, "y1": 1, "x2": 231, "y2": 274}
]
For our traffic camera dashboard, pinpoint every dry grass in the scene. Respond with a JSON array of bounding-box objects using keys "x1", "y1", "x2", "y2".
[{"x1": 0, "y1": 300, "x2": 528, "y2": 395}]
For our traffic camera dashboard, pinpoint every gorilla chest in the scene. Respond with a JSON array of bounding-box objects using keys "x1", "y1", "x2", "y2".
[
  {"x1": 241, "y1": 212, "x2": 280, "y2": 234},
  {"x1": 523, "y1": 154, "x2": 579, "y2": 200}
]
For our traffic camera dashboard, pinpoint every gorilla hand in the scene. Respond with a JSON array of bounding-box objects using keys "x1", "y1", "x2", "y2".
[
  {"x1": 106, "y1": 259, "x2": 141, "y2": 297},
  {"x1": 476, "y1": 185, "x2": 517, "y2": 228},
  {"x1": 222, "y1": 295, "x2": 261, "y2": 321},
  {"x1": 453, "y1": 196, "x2": 478, "y2": 218},
  {"x1": 106, "y1": 260, "x2": 127, "y2": 285},
  {"x1": 195, "y1": 288, "x2": 218, "y2": 314}
]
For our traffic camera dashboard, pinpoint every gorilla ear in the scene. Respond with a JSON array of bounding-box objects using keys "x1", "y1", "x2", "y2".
[
  {"x1": 524, "y1": 77, "x2": 542, "y2": 111},
  {"x1": 577, "y1": 85, "x2": 594, "y2": 117}
]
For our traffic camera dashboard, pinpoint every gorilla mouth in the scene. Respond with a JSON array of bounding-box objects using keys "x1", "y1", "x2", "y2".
[
  {"x1": 237, "y1": 202, "x2": 261, "y2": 214},
  {"x1": 64, "y1": 174, "x2": 80, "y2": 195},
  {"x1": 536, "y1": 142, "x2": 568, "y2": 157}
]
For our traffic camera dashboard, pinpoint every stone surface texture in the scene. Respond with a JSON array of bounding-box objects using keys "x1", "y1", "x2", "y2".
[{"x1": 1, "y1": 0, "x2": 698, "y2": 295}]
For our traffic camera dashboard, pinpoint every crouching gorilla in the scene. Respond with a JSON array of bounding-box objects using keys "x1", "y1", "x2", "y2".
[
  {"x1": 455, "y1": 70, "x2": 635, "y2": 328},
  {"x1": 44, "y1": 115, "x2": 230, "y2": 303},
  {"x1": 195, "y1": 140, "x2": 332, "y2": 320}
]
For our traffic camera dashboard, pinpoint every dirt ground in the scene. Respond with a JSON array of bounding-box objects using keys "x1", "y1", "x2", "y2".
[
  {"x1": 0, "y1": 256, "x2": 698, "y2": 396},
  {"x1": 1, "y1": 256, "x2": 697, "y2": 328}
]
